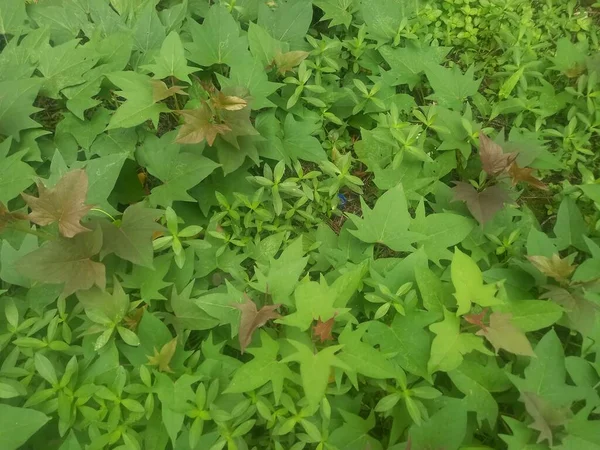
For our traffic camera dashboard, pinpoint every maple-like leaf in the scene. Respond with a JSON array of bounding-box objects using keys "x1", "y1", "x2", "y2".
[
  {"x1": 479, "y1": 133, "x2": 517, "y2": 176},
  {"x1": 212, "y1": 92, "x2": 248, "y2": 111},
  {"x1": 527, "y1": 254, "x2": 576, "y2": 284},
  {"x1": 476, "y1": 312, "x2": 535, "y2": 357},
  {"x1": 520, "y1": 392, "x2": 571, "y2": 446},
  {"x1": 22, "y1": 169, "x2": 93, "y2": 238},
  {"x1": 452, "y1": 182, "x2": 511, "y2": 225},
  {"x1": 147, "y1": 337, "x2": 178, "y2": 373},
  {"x1": 151, "y1": 80, "x2": 187, "y2": 102},
  {"x1": 0, "y1": 202, "x2": 27, "y2": 233},
  {"x1": 464, "y1": 308, "x2": 489, "y2": 330},
  {"x1": 16, "y1": 227, "x2": 106, "y2": 296},
  {"x1": 508, "y1": 162, "x2": 548, "y2": 190},
  {"x1": 234, "y1": 295, "x2": 281, "y2": 353},
  {"x1": 274, "y1": 51, "x2": 310, "y2": 75},
  {"x1": 313, "y1": 316, "x2": 335, "y2": 343},
  {"x1": 99, "y1": 203, "x2": 164, "y2": 268},
  {"x1": 175, "y1": 104, "x2": 231, "y2": 146}
]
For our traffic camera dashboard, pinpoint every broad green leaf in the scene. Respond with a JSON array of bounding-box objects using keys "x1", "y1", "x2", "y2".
[
  {"x1": 347, "y1": 184, "x2": 423, "y2": 252},
  {"x1": 415, "y1": 266, "x2": 447, "y2": 316},
  {"x1": 451, "y1": 247, "x2": 501, "y2": 315},
  {"x1": 0, "y1": 78, "x2": 43, "y2": 140},
  {"x1": 278, "y1": 280, "x2": 337, "y2": 331},
  {"x1": 476, "y1": 312, "x2": 535, "y2": 357},
  {"x1": 428, "y1": 308, "x2": 491, "y2": 374},
  {"x1": 0, "y1": 0, "x2": 27, "y2": 35},
  {"x1": 409, "y1": 402, "x2": 467, "y2": 450},
  {"x1": 314, "y1": 0, "x2": 357, "y2": 28},
  {"x1": 247, "y1": 22, "x2": 288, "y2": 66},
  {"x1": 561, "y1": 419, "x2": 600, "y2": 449},
  {"x1": 120, "y1": 254, "x2": 172, "y2": 301},
  {"x1": 257, "y1": 0, "x2": 313, "y2": 47},
  {"x1": 16, "y1": 227, "x2": 106, "y2": 296},
  {"x1": 136, "y1": 132, "x2": 220, "y2": 207},
  {"x1": 99, "y1": 202, "x2": 163, "y2": 267},
  {"x1": 195, "y1": 281, "x2": 245, "y2": 337},
  {"x1": 225, "y1": 331, "x2": 291, "y2": 402},
  {"x1": 281, "y1": 340, "x2": 350, "y2": 410},
  {"x1": 425, "y1": 65, "x2": 481, "y2": 110},
  {"x1": 170, "y1": 282, "x2": 220, "y2": 330},
  {"x1": 496, "y1": 300, "x2": 563, "y2": 332},
  {"x1": 360, "y1": 0, "x2": 418, "y2": 42},
  {"x1": 106, "y1": 71, "x2": 169, "y2": 130},
  {"x1": 0, "y1": 404, "x2": 49, "y2": 450},
  {"x1": 0, "y1": 140, "x2": 35, "y2": 204},
  {"x1": 379, "y1": 43, "x2": 450, "y2": 88},
  {"x1": 185, "y1": 5, "x2": 247, "y2": 67},
  {"x1": 551, "y1": 38, "x2": 588, "y2": 78},
  {"x1": 38, "y1": 39, "x2": 99, "y2": 99},
  {"x1": 142, "y1": 31, "x2": 195, "y2": 83},
  {"x1": 132, "y1": 1, "x2": 166, "y2": 64},
  {"x1": 328, "y1": 410, "x2": 381, "y2": 450},
  {"x1": 554, "y1": 196, "x2": 587, "y2": 251}
]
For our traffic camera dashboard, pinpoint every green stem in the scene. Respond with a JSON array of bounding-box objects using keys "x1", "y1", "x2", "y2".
[{"x1": 90, "y1": 208, "x2": 116, "y2": 222}]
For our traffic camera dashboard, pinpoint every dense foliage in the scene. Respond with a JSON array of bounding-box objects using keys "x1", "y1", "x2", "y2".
[{"x1": 1, "y1": 0, "x2": 600, "y2": 449}]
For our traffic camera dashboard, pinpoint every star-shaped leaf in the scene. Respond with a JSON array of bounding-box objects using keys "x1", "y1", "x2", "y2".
[
  {"x1": 22, "y1": 169, "x2": 93, "y2": 238},
  {"x1": 278, "y1": 280, "x2": 338, "y2": 331},
  {"x1": 175, "y1": 104, "x2": 231, "y2": 146},
  {"x1": 142, "y1": 31, "x2": 195, "y2": 83},
  {"x1": 347, "y1": 183, "x2": 423, "y2": 252},
  {"x1": 520, "y1": 392, "x2": 571, "y2": 446},
  {"x1": 428, "y1": 308, "x2": 491, "y2": 374},
  {"x1": 99, "y1": 202, "x2": 164, "y2": 268},
  {"x1": 379, "y1": 43, "x2": 450, "y2": 89},
  {"x1": 425, "y1": 64, "x2": 481, "y2": 110},
  {"x1": 452, "y1": 182, "x2": 511, "y2": 225},
  {"x1": 16, "y1": 227, "x2": 106, "y2": 296},
  {"x1": 274, "y1": 51, "x2": 309, "y2": 75},
  {"x1": 508, "y1": 162, "x2": 548, "y2": 190},
  {"x1": 106, "y1": 71, "x2": 169, "y2": 130},
  {"x1": 479, "y1": 134, "x2": 517, "y2": 176},
  {"x1": 314, "y1": 0, "x2": 357, "y2": 28},
  {"x1": 476, "y1": 312, "x2": 535, "y2": 357},
  {"x1": 313, "y1": 316, "x2": 335, "y2": 342},
  {"x1": 120, "y1": 254, "x2": 173, "y2": 301},
  {"x1": 151, "y1": 80, "x2": 187, "y2": 102},
  {"x1": 0, "y1": 78, "x2": 43, "y2": 140},
  {"x1": 147, "y1": 337, "x2": 178, "y2": 373},
  {"x1": 0, "y1": 202, "x2": 27, "y2": 233},
  {"x1": 0, "y1": 139, "x2": 36, "y2": 204},
  {"x1": 233, "y1": 295, "x2": 281, "y2": 353}
]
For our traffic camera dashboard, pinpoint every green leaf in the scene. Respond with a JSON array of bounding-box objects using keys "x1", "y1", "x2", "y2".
[
  {"x1": 428, "y1": 308, "x2": 491, "y2": 374},
  {"x1": 495, "y1": 300, "x2": 563, "y2": 332},
  {"x1": 16, "y1": 227, "x2": 106, "y2": 297},
  {"x1": 106, "y1": 71, "x2": 169, "y2": 130},
  {"x1": 0, "y1": 78, "x2": 43, "y2": 140},
  {"x1": 554, "y1": 196, "x2": 587, "y2": 251},
  {"x1": 34, "y1": 353, "x2": 58, "y2": 386},
  {"x1": 120, "y1": 254, "x2": 172, "y2": 301},
  {"x1": 0, "y1": 140, "x2": 35, "y2": 204},
  {"x1": 360, "y1": 0, "x2": 418, "y2": 42},
  {"x1": 551, "y1": 37, "x2": 588, "y2": 78},
  {"x1": 451, "y1": 247, "x2": 500, "y2": 315},
  {"x1": 347, "y1": 184, "x2": 423, "y2": 252},
  {"x1": 278, "y1": 280, "x2": 337, "y2": 331},
  {"x1": 38, "y1": 39, "x2": 99, "y2": 99},
  {"x1": 195, "y1": 281, "x2": 246, "y2": 336},
  {"x1": 0, "y1": 0, "x2": 27, "y2": 35},
  {"x1": 409, "y1": 402, "x2": 467, "y2": 450},
  {"x1": 77, "y1": 278, "x2": 129, "y2": 323},
  {"x1": 258, "y1": 0, "x2": 313, "y2": 47},
  {"x1": 225, "y1": 331, "x2": 291, "y2": 402},
  {"x1": 132, "y1": 1, "x2": 166, "y2": 64},
  {"x1": 425, "y1": 65, "x2": 482, "y2": 110},
  {"x1": 99, "y1": 202, "x2": 164, "y2": 267},
  {"x1": 281, "y1": 340, "x2": 350, "y2": 410},
  {"x1": 366, "y1": 313, "x2": 431, "y2": 380},
  {"x1": 137, "y1": 132, "x2": 220, "y2": 207},
  {"x1": 314, "y1": 0, "x2": 357, "y2": 28},
  {"x1": 0, "y1": 404, "x2": 50, "y2": 450},
  {"x1": 186, "y1": 5, "x2": 247, "y2": 67},
  {"x1": 170, "y1": 282, "x2": 221, "y2": 330},
  {"x1": 379, "y1": 43, "x2": 450, "y2": 89},
  {"x1": 248, "y1": 22, "x2": 288, "y2": 66},
  {"x1": 142, "y1": 31, "x2": 195, "y2": 83}
]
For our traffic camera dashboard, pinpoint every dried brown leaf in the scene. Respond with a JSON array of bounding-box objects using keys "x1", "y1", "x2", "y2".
[
  {"x1": 175, "y1": 104, "x2": 231, "y2": 146},
  {"x1": 476, "y1": 312, "x2": 535, "y2": 356},
  {"x1": 452, "y1": 182, "x2": 511, "y2": 225},
  {"x1": 0, "y1": 202, "x2": 27, "y2": 232},
  {"x1": 508, "y1": 162, "x2": 548, "y2": 190},
  {"x1": 464, "y1": 308, "x2": 488, "y2": 330},
  {"x1": 151, "y1": 80, "x2": 188, "y2": 102},
  {"x1": 234, "y1": 295, "x2": 281, "y2": 353},
  {"x1": 147, "y1": 337, "x2": 178, "y2": 373},
  {"x1": 312, "y1": 316, "x2": 335, "y2": 343},
  {"x1": 527, "y1": 254, "x2": 576, "y2": 283},
  {"x1": 22, "y1": 169, "x2": 93, "y2": 238},
  {"x1": 479, "y1": 134, "x2": 517, "y2": 176},
  {"x1": 274, "y1": 50, "x2": 310, "y2": 75},
  {"x1": 213, "y1": 92, "x2": 247, "y2": 111},
  {"x1": 520, "y1": 392, "x2": 571, "y2": 446}
]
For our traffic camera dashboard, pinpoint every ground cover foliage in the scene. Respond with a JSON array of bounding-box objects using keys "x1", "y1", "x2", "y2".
[{"x1": 1, "y1": 0, "x2": 600, "y2": 448}]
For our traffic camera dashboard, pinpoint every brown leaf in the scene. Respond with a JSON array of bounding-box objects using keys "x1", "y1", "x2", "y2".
[
  {"x1": 175, "y1": 104, "x2": 231, "y2": 146},
  {"x1": 234, "y1": 295, "x2": 281, "y2": 353},
  {"x1": 124, "y1": 306, "x2": 146, "y2": 331},
  {"x1": 464, "y1": 308, "x2": 489, "y2": 330},
  {"x1": 274, "y1": 50, "x2": 310, "y2": 75},
  {"x1": 151, "y1": 80, "x2": 188, "y2": 102},
  {"x1": 479, "y1": 134, "x2": 517, "y2": 176},
  {"x1": 527, "y1": 254, "x2": 576, "y2": 283},
  {"x1": 541, "y1": 286, "x2": 598, "y2": 336},
  {"x1": 22, "y1": 169, "x2": 93, "y2": 238},
  {"x1": 312, "y1": 316, "x2": 335, "y2": 342},
  {"x1": 147, "y1": 337, "x2": 178, "y2": 373},
  {"x1": 508, "y1": 162, "x2": 548, "y2": 190},
  {"x1": 520, "y1": 392, "x2": 571, "y2": 446},
  {"x1": 476, "y1": 312, "x2": 535, "y2": 356},
  {"x1": 0, "y1": 202, "x2": 27, "y2": 232},
  {"x1": 213, "y1": 91, "x2": 247, "y2": 111},
  {"x1": 452, "y1": 182, "x2": 511, "y2": 225}
]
